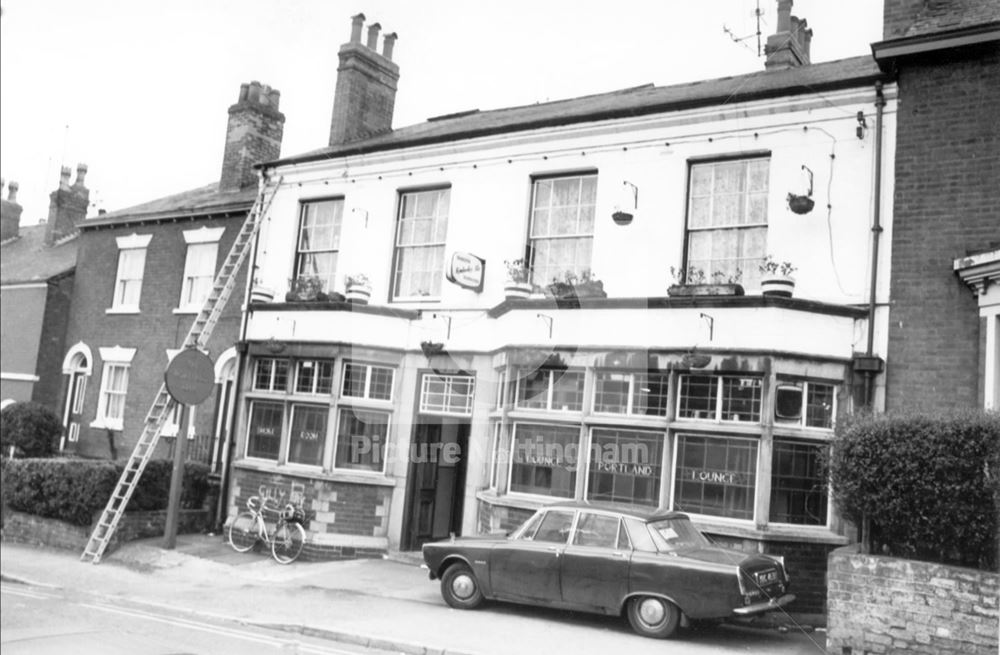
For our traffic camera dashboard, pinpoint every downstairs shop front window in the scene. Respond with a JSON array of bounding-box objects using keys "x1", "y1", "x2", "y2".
[
  {"x1": 335, "y1": 407, "x2": 390, "y2": 473},
  {"x1": 769, "y1": 440, "x2": 828, "y2": 525},
  {"x1": 246, "y1": 401, "x2": 283, "y2": 460},
  {"x1": 587, "y1": 427, "x2": 663, "y2": 506},
  {"x1": 673, "y1": 434, "x2": 757, "y2": 520},
  {"x1": 509, "y1": 423, "x2": 579, "y2": 498},
  {"x1": 287, "y1": 404, "x2": 327, "y2": 467}
]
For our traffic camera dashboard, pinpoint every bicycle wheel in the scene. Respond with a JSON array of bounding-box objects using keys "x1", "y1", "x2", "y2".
[
  {"x1": 271, "y1": 521, "x2": 306, "y2": 564},
  {"x1": 228, "y1": 512, "x2": 261, "y2": 553}
]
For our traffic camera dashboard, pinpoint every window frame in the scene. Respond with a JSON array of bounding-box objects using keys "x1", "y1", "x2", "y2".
[
  {"x1": 506, "y1": 421, "x2": 583, "y2": 500},
  {"x1": 527, "y1": 171, "x2": 598, "y2": 288},
  {"x1": 284, "y1": 402, "x2": 329, "y2": 469},
  {"x1": 109, "y1": 234, "x2": 152, "y2": 313},
  {"x1": 670, "y1": 432, "x2": 760, "y2": 523},
  {"x1": 244, "y1": 399, "x2": 285, "y2": 462},
  {"x1": 768, "y1": 439, "x2": 831, "y2": 527},
  {"x1": 294, "y1": 197, "x2": 345, "y2": 295},
  {"x1": 514, "y1": 368, "x2": 586, "y2": 413},
  {"x1": 774, "y1": 380, "x2": 837, "y2": 430},
  {"x1": 592, "y1": 370, "x2": 670, "y2": 417},
  {"x1": 391, "y1": 186, "x2": 451, "y2": 301},
  {"x1": 294, "y1": 359, "x2": 335, "y2": 396},
  {"x1": 676, "y1": 374, "x2": 763, "y2": 423},
  {"x1": 332, "y1": 406, "x2": 392, "y2": 474},
  {"x1": 419, "y1": 373, "x2": 476, "y2": 417},
  {"x1": 341, "y1": 362, "x2": 395, "y2": 402},
  {"x1": 90, "y1": 346, "x2": 136, "y2": 431},
  {"x1": 684, "y1": 156, "x2": 770, "y2": 287},
  {"x1": 177, "y1": 227, "x2": 224, "y2": 313},
  {"x1": 585, "y1": 426, "x2": 664, "y2": 508},
  {"x1": 253, "y1": 358, "x2": 290, "y2": 393}
]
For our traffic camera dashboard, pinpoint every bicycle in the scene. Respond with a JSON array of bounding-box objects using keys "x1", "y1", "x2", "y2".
[{"x1": 228, "y1": 495, "x2": 306, "y2": 564}]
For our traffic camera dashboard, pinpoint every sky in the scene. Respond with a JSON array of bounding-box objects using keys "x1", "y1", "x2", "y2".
[{"x1": 0, "y1": 0, "x2": 884, "y2": 224}]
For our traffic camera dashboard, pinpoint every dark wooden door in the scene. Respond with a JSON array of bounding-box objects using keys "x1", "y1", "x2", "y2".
[{"x1": 405, "y1": 418, "x2": 469, "y2": 549}]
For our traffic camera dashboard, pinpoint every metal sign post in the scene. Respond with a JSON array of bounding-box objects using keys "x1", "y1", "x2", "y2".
[{"x1": 162, "y1": 348, "x2": 216, "y2": 549}]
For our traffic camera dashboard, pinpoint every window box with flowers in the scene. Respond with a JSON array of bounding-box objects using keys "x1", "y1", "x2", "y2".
[
  {"x1": 546, "y1": 269, "x2": 606, "y2": 300},
  {"x1": 667, "y1": 266, "x2": 744, "y2": 297},
  {"x1": 759, "y1": 256, "x2": 796, "y2": 298},
  {"x1": 286, "y1": 275, "x2": 326, "y2": 302}
]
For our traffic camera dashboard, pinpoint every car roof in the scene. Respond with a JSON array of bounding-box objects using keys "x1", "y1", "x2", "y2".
[{"x1": 541, "y1": 500, "x2": 689, "y2": 523}]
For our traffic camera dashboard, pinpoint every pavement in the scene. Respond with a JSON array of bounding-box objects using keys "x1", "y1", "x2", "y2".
[{"x1": 0, "y1": 533, "x2": 828, "y2": 655}]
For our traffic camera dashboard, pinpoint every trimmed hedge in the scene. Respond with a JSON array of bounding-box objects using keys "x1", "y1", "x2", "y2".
[
  {"x1": 1, "y1": 458, "x2": 210, "y2": 526},
  {"x1": 828, "y1": 410, "x2": 1000, "y2": 571},
  {"x1": 0, "y1": 402, "x2": 61, "y2": 457}
]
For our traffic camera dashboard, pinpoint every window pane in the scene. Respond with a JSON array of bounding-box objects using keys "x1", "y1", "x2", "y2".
[
  {"x1": 770, "y1": 441, "x2": 828, "y2": 525},
  {"x1": 509, "y1": 423, "x2": 579, "y2": 497},
  {"x1": 587, "y1": 428, "x2": 663, "y2": 506},
  {"x1": 516, "y1": 369, "x2": 549, "y2": 410},
  {"x1": 335, "y1": 408, "x2": 389, "y2": 472},
  {"x1": 420, "y1": 374, "x2": 474, "y2": 416},
  {"x1": 551, "y1": 370, "x2": 584, "y2": 411},
  {"x1": 634, "y1": 372, "x2": 670, "y2": 417},
  {"x1": 674, "y1": 435, "x2": 757, "y2": 520},
  {"x1": 288, "y1": 405, "x2": 327, "y2": 466},
  {"x1": 721, "y1": 377, "x2": 761, "y2": 422},
  {"x1": 594, "y1": 372, "x2": 630, "y2": 414},
  {"x1": 369, "y1": 366, "x2": 394, "y2": 401},
  {"x1": 342, "y1": 363, "x2": 367, "y2": 398},
  {"x1": 678, "y1": 375, "x2": 715, "y2": 419},
  {"x1": 247, "y1": 401, "x2": 283, "y2": 460},
  {"x1": 532, "y1": 510, "x2": 575, "y2": 544},
  {"x1": 806, "y1": 383, "x2": 835, "y2": 429},
  {"x1": 573, "y1": 513, "x2": 620, "y2": 548}
]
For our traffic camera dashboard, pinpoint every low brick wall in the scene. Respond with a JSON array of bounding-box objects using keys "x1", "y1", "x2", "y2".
[
  {"x1": 827, "y1": 545, "x2": 999, "y2": 655},
  {"x1": 1, "y1": 509, "x2": 208, "y2": 554}
]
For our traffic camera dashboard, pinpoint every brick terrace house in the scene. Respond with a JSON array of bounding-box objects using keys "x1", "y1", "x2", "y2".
[
  {"x1": 1, "y1": 169, "x2": 87, "y2": 429},
  {"x1": 58, "y1": 82, "x2": 284, "y2": 475},
  {"x1": 872, "y1": 0, "x2": 1000, "y2": 411},
  {"x1": 227, "y1": 6, "x2": 897, "y2": 617}
]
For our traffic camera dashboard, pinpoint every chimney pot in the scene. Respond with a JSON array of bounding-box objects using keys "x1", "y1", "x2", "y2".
[
  {"x1": 350, "y1": 13, "x2": 365, "y2": 42},
  {"x1": 382, "y1": 32, "x2": 397, "y2": 60},
  {"x1": 776, "y1": 0, "x2": 793, "y2": 32},
  {"x1": 74, "y1": 163, "x2": 88, "y2": 188},
  {"x1": 366, "y1": 22, "x2": 381, "y2": 49},
  {"x1": 238, "y1": 82, "x2": 250, "y2": 103},
  {"x1": 248, "y1": 81, "x2": 262, "y2": 103},
  {"x1": 59, "y1": 166, "x2": 72, "y2": 190},
  {"x1": 8, "y1": 181, "x2": 18, "y2": 202}
]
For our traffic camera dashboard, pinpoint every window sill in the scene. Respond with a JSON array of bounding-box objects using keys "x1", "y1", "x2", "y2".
[
  {"x1": 692, "y1": 516, "x2": 849, "y2": 546},
  {"x1": 105, "y1": 307, "x2": 139, "y2": 315},
  {"x1": 233, "y1": 459, "x2": 396, "y2": 487},
  {"x1": 172, "y1": 307, "x2": 200, "y2": 315},
  {"x1": 89, "y1": 419, "x2": 122, "y2": 431}
]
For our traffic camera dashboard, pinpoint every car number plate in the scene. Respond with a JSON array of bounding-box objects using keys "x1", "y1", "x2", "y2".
[{"x1": 756, "y1": 569, "x2": 779, "y2": 584}]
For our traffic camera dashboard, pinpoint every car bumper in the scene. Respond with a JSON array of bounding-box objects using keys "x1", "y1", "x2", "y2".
[{"x1": 732, "y1": 593, "x2": 796, "y2": 616}]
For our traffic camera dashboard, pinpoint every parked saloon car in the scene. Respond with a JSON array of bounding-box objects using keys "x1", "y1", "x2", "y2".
[{"x1": 422, "y1": 502, "x2": 794, "y2": 639}]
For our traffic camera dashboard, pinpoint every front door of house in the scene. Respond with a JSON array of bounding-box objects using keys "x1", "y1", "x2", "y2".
[
  {"x1": 404, "y1": 417, "x2": 470, "y2": 549},
  {"x1": 61, "y1": 369, "x2": 88, "y2": 451}
]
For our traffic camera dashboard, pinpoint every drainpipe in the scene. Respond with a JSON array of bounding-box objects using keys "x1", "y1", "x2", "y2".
[
  {"x1": 863, "y1": 81, "x2": 886, "y2": 409},
  {"x1": 215, "y1": 169, "x2": 269, "y2": 529}
]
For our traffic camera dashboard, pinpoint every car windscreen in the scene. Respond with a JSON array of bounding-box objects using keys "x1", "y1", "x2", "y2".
[{"x1": 646, "y1": 518, "x2": 711, "y2": 551}]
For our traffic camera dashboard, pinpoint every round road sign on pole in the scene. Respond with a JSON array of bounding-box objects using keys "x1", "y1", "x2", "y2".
[{"x1": 164, "y1": 348, "x2": 216, "y2": 406}]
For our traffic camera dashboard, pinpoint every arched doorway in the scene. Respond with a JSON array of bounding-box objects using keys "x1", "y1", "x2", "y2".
[{"x1": 60, "y1": 342, "x2": 93, "y2": 452}]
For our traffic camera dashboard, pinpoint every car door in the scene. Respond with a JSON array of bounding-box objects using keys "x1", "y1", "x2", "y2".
[
  {"x1": 490, "y1": 509, "x2": 575, "y2": 604},
  {"x1": 560, "y1": 512, "x2": 630, "y2": 611}
]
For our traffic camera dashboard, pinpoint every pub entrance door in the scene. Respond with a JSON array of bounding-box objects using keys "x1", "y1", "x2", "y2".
[{"x1": 403, "y1": 417, "x2": 469, "y2": 550}]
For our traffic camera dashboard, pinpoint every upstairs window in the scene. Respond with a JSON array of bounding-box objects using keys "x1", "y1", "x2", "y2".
[
  {"x1": 110, "y1": 234, "x2": 152, "y2": 312},
  {"x1": 178, "y1": 227, "x2": 224, "y2": 312},
  {"x1": 341, "y1": 362, "x2": 395, "y2": 402},
  {"x1": 253, "y1": 358, "x2": 289, "y2": 392},
  {"x1": 775, "y1": 381, "x2": 836, "y2": 429},
  {"x1": 515, "y1": 369, "x2": 585, "y2": 412},
  {"x1": 295, "y1": 198, "x2": 344, "y2": 294},
  {"x1": 593, "y1": 371, "x2": 669, "y2": 416},
  {"x1": 528, "y1": 173, "x2": 597, "y2": 287},
  {"x1": 294, "y1": 360, "x2": 334, "y2": 395},
  {"x1": 677, "y1": 375, "x2": 762, "y2": 423},
  {"x1": 686, "y1": 158, "x2": 768, "y2": 286},
  {"x1": 392, "y1": 188, "x2": 450, "y2": 299}
]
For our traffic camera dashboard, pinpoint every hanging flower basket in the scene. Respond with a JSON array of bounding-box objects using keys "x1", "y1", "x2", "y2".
[
  {"x1": 420, "y1": 341, "x2": 445, "y2": 358},
  {"x1": 787, "y1": 193, "x2": 815, "y2": 215}
]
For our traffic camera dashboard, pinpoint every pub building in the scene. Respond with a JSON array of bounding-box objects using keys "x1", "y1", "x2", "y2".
[{"x1": 226, "y1": 9, "x2": 895, "y2": 617}]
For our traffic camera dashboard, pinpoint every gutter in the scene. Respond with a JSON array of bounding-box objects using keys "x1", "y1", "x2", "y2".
[
  {"x1": 862, "y1": 82, "x2": 886, "y2": 408},
  {"x1": 871, "y1": 22, "x2": 1000, "y2": 72}
]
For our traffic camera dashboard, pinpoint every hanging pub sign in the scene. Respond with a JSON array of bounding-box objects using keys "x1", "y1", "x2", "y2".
[{"x1": 446, "y1": 252, "x2": 485, "y2": 292}]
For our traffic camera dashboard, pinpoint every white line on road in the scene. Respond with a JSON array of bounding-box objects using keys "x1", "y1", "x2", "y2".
[
  {"x1": 79, "y1": 601, "x2": 357, "y2": 654},
  {"x1": 1, "y1": 584, "x2": 57, "y2": 600}
]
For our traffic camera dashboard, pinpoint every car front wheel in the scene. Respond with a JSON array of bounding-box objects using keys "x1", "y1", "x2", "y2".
[
  {"x1": 440, "y1": 563, "x2": 484, "y2": 610},
  {"x1": 627, "y1": 596, "x2": 680, "y2": 639}
]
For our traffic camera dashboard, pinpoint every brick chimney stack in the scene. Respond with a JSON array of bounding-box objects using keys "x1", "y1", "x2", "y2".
[
  {"x1": 44, "y1": 164, "x2": 89, "y2": 245},
  {"x1": 328, "y1": 13, "x2": 400, "y2": 146},
  {"x1": 764, "y1": 0, "x2": 812, "y2": 70},
  {"x1": 1, "y1": 179, "x2": 23, "y2": 242},
  {"x1": 220, "y1": 81, "x2": 285, "y2": 192}
]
